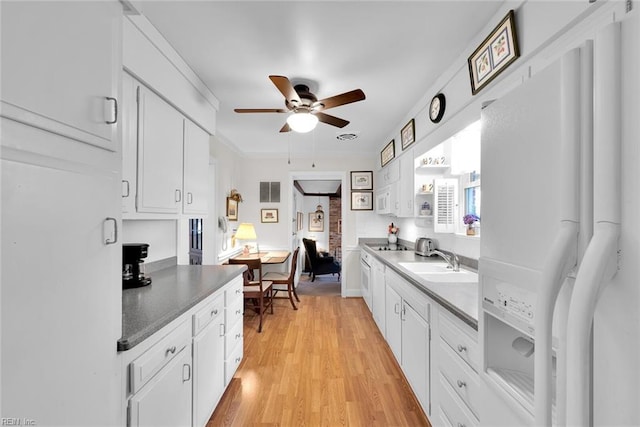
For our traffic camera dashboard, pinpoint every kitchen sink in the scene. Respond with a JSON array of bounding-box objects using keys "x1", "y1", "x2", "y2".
[{"x1": 398, "y1": 262, "x2": 478, "y2": 283}]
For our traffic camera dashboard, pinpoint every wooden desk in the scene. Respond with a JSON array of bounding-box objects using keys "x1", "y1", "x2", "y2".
[{"x1": 230, "y1": 251, "x2": 290, "y2": 265}]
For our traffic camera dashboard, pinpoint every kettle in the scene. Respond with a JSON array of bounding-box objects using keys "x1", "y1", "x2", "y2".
[{"x1": 415, "y1": 238, "x2": 435, "y2": 256}]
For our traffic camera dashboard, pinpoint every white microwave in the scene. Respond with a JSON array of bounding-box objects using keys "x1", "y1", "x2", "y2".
[{"x1": 375, "y1": 185, "x2": 395, "y2": 215}]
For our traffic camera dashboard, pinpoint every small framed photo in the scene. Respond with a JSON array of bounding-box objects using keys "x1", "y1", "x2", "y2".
[
  {"x1": 350, "y1": 171, "x2": 373, "y2": 190},
  {"x1": 226, "y1": 197, "x2": 238, "y2": 221},
  {"x1": 468, "y1": 10, "x2": 519, "y2": 95},
  {"x1": 309, "y1": 213, "x2": 324, "y2": 232},
  {"x1": 381, "y1": 140, "x2": 395, "y2": 167},
  {"x1": 351, "y1": 191, "x2": 373, "y2": 211},
  {"x1": 296, "y1": 212, "x2": 303, "y2": 231},
  {"x1": 261, "y1": 208, "x2": 278, "y2": 223},
  {"x1": 401, "y1": 119, "x2": 415, "y2": 150}
]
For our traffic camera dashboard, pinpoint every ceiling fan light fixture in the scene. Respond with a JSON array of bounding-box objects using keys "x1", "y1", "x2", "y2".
[{"x1": 286, "y1": 111, "x2": 318, "y2": 133}]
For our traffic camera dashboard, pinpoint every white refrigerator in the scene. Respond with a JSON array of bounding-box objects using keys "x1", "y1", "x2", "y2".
[{"x1": 477, "y1": 10, "x2": 639, "y2": 427}]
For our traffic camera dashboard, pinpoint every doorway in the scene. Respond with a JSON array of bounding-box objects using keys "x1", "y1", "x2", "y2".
[{"x1": 289, "y1": 171, "x2": 347, "y2": 297}]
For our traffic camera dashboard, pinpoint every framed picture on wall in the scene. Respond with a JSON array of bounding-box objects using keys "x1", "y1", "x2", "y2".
[
  {"x1": 350, "y1": 171, "x2": 373, "y2": 190},
  {"x1": 261, "y1": 208, "x2": 278, "y2": 223},
  {"x1": 468, "y1": 10, "x2": 519, "y2": 95},
  {"x1": 381, "y1": 140, "x2": 395, "y2": 167},
  {"x1": 309, "y1": 213, "x2": 324, "y2": 232},
  {"x1": 351, "y1": 191, "x2": 373, "y2": 211},
  {"x1": 401, "y1": 118, "x2": 415, "y2": 150},
  {"x1": 226, "y1": 197, "x2": 238, "y2": 221}
]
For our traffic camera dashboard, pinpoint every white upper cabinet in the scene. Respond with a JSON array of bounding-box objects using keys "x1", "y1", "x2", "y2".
[
  {"x1": 0, "y1": 1, "x2": 121, "y2": 151},
  {"x1": 183, "y1": 120, "x2": 210, "y2": 216},
  {"x1": 397, "y1": 150, "x2": 415, "y2": 217},
  {"x1": 136, "y1": 85, "x2": 184, "y2": 214}
]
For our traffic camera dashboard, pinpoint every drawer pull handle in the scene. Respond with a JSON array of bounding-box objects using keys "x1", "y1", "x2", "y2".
[
  {"x1": 166, "y1": 346, "x2": 177, "y2": 356},
  {"x1": 211, "y1": 309, "x2": 218, "y2": 316},
  {"x1": 457, "y1": 379, "x2": 466, "y2": 388},
  {"x1": 235, "y1": 333, "x2": 241, "y2": 339},
  {"x1": 457, "y1": 344, "x2": 467, "y2": 353},
  {"x1": 458, "y1": 423, "x2": 466, "y2": 427},
  {"x1": 236, "y1": 309, "x2": 242, "y2": 315},
  {"x1": 236, "y1": 289, "x2": 241, "y2": 294},
  {"x1": 235, "y1": 357, "x2": 241, "y2": 363}
]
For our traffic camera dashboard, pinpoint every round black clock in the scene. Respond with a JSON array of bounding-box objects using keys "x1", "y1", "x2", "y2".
[{"x1": 429, "y1": 93, "x2": 446, "y2": 123}]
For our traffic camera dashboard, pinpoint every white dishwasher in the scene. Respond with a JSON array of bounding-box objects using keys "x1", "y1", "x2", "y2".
[{"x1": 360, "y1": 250, "x2": 372, "y2": 311}]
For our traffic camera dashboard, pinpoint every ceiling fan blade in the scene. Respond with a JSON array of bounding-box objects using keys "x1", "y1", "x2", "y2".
[
  {"x1": 269, "y1": 75, "x2": 302, "y2": 105},
  {"x1": 279, "y1": 122, "x2": 291, "y2": 133},
  {"x1": 314, "y1": 112, "x2": 349, "y2": 128},
  {"x1": 315, "y1": 89, "x2": 365, "y2": 110},
  {"x1": 234, "y1": 108, "x2": 288, "y2": 113}
]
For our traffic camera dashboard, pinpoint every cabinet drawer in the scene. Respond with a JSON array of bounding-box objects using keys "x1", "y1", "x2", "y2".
[
  {"x1": 438, "y1": 374, "x2": 478, "y2": 427},
  {"x1": 225, "y1": 318, "x2": 244, "y2": 360},
  {"x1": 225, "y1": 341, "x2": 243, "y2": 385},
  {"x1": 226, "y1": 295, "x2": 244, "y2": 330},
  {"x1": 225, "y1": 276, "x2": 243, "y2": 306},
  {"x1": 439, "y1": 312, "x2": 479, "y2": 372},
  {"x1": 439, "y1": 340, "x2": 481, "y2": 418},
  {"x1": 129, "y1": 320, "x2": 191, "y2": 394},
  {"x1": 193, "y1": 292, "x2": 224, "y2": 336}
]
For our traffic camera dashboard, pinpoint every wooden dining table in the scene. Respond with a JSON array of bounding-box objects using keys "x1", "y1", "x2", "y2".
[{"x1": 229, "y1": 250, "x2": 291, "y2": 265}]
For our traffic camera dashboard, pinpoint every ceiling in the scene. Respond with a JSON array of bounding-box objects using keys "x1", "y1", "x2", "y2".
[
  {"x1": 294, "y1": 180, "x2": 341, "y2": 196},
  {"x1": 134, "y1": 1, "x2": 504, "y2": 159}
]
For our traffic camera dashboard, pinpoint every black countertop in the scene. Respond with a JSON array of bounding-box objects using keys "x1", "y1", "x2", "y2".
[
  {"x1": 361, "y1": 243, "x2": 479, "y2": 330},
  {"x1": 118, "y1": 264, "x2": 246, "y2": 351}
]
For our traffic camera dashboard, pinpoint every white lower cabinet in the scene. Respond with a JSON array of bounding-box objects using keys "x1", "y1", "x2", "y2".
[
  {"x1": 129, "y1": 344, "x2": 193, "y2": 427},
  {"x1": 371, "y1": 258, "x2": 386, "y2": 335},
  {"x1": 128, "y1": 320, "x2": 192, "y2": 427},
  {"x1": 123, "y1": 276, "x2": 243, "y2": 427},
  {"x1": 225, "y1": 277, "x2": 245, "y2": 384},
  {"x1": 385, "y1": 269, "x2": 431, "y2": 415},
  {"x1": 192, "y1": 293, "x2": 226, "y2": 427},
  {"x1": 437, "y1": 311, "x2": 480, "y2": 426}
]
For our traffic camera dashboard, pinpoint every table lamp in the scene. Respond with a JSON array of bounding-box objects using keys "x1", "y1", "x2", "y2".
[{"x1": 234, "y1": 223, "x2": 257, "y2": 255}]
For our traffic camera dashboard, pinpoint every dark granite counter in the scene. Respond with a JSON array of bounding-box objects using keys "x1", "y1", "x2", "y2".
[
  {"x1": 361, "y1": 242, "x2": 478, "y2": 330},
  {"x1": 118, "y1": 264, "x2": 246, "y2": 351}
]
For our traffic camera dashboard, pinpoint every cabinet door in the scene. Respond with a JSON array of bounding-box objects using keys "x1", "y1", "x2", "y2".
[
  {"x1": 371, "y1": 261, "x2": 386, "y2": 335},
  {"x1": 129, "y1": 347, "x2": 192, "y2": 427},
  {"x1": 402, "y1": 302, "x2": 431, "y2": 414},
  {"x1": 193, "y1": 320, "x2": 225, "y2": 427},
  {"x1": 0, "y1": 1, "x2": 120, "y2": 151},
  {"x1": 137, "y1": 85, "x2": 184, "y2": 213},
  {"x1": 398, "y1": 150, "x2": 415, "y2": 217},
  {"x1": 1, "y1": 150, "x2": 120, "y2": 425},
  {"x1": 385, "y1": 284, "x2": 403, "y2": 362},
  {"x1": 122, "y1": 72, "x2": 137, "y2": 213},
  {"x1": 183, "y1": 120, "x2": 210, "y2": 215}
]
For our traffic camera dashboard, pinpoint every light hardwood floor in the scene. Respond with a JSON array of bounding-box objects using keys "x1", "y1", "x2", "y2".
[{"x1": 208, "y1": 292, "x2": 431, "y2": 426}]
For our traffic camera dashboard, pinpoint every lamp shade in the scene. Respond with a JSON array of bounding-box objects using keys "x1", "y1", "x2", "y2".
[
  {"x1": 234, "y1": 223, "x2": 257, "y2": 240},
  {"x1": 286, "y1": 111, "x2": 318, "y2": 133}
]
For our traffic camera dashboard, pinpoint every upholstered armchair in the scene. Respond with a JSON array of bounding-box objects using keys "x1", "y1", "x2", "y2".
[{"x1": 302, "y1": 238, "x2": 341, "y2": 282}]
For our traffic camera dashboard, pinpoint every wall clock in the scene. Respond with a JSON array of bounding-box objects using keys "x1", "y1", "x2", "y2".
[{"x1": 429, "y1": 93, "x2": 446, "y2": 123}]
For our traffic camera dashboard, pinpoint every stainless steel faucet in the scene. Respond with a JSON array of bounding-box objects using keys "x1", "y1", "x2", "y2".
[{"x1": 428, "y1": 249, "x2": 460, "y2": 272}]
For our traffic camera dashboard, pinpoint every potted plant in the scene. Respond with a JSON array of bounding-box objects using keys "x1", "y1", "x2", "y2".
[{"x1": 463, "y1": 214, "x2": 480, "y2": 236}]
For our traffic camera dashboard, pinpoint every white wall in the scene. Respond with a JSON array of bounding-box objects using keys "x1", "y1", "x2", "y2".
[{"x1": 122, "y1": 220, "x2": 177, "y2": 263}]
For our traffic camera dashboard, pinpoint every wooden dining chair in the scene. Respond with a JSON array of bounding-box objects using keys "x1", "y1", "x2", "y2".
[
  {"x1": 229, "y1": 257, "x2": 273, "y2": 332},
  {"x1": 263, "y1": 247, "x2": 300, "y2": 310}
]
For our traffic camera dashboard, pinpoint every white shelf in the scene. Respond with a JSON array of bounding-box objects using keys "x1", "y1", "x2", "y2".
[
  {"x1": 416, "y1": 164, "x2": 450, "y2": 173},
  {"x1": 416, "y1": 191, "x2": 434, "y2": 196}
]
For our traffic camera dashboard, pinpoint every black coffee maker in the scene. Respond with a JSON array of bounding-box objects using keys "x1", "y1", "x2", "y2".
[{"x1": 122, "y1": 243, "x2": 152, "y2": 289}]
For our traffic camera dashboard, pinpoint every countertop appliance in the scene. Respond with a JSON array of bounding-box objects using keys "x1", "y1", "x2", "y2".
[
  {"x1": 479, "y1": 16, "x2": 640, "y2": 427},
  {"x1": 414, "y1": 238, "x2": 434, "y2": 256},
  {"x1": 123, "y1": 243, "x2": 152, "y2": 289}
]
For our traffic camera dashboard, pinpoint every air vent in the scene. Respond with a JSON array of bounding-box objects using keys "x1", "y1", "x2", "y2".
[{"x1": 336, "y1": 132, "x2": 359, "y2": 141}]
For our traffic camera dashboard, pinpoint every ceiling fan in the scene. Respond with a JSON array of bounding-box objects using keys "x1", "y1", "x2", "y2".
[{"x1": 234, "y1": 75, "x2": 366, "y2": 133}]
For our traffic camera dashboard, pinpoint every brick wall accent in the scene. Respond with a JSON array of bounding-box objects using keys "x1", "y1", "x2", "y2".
[{"x1": 329, "y1": 196, "x2": 342, "y2": 262}]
